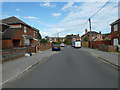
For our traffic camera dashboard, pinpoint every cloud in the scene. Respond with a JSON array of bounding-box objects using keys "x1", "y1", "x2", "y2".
[
  {"x1": 24, "y1": 16, "x2": 39, "y2": 19},
  {"x1": 40, "y1": 2, "x2": 56, "y2": 8},
  {"x1": 16, "y1": 8, "x2": 20, "y2": 11},
  {"x1": 61, "y1": 2, "x2": 74, "y2": 11},
  {"x1": 51, "y1": 13, "x2": 61, "y2": 17},
  {"x1": 44, "y1": 2, "x2": 118, "y2": 37}
]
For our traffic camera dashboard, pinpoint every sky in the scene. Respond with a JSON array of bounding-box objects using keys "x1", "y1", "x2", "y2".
[{"x1": 1, "y1": 1, "x2": 119, "y2": 38}]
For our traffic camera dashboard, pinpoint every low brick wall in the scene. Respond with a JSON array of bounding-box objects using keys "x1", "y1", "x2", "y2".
[
  {"x1": 26, "y1": 47, "x2": 37, "y2": 53},
  {"x1": 38, "y1": 43, "x2": 51, "y2": 51},
  {"x1": 2, "y1": 47, "x2": 26, "y2": 62},
  {"x1": 98, "y1": 45, "x2": 118, "y2": 52},
  {"x1": 92, "y1": 40, "x2": 111, "y2": 49}
]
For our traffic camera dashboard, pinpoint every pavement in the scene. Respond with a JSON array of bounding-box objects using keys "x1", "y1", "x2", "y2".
[
  {"x1": 1, "y1": 48, "x2": 58, "y2": 85},
  {"x1": 2, "y1": 46, "x2": 118, "y2": 88},
  {"x1": 81, "y1": 47, "x2": 119, "y2": 67}
]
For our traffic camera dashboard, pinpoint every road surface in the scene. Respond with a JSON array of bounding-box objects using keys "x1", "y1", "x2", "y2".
[{"x1": 2, "y1": 46, "x2": 118, "y2": 88}]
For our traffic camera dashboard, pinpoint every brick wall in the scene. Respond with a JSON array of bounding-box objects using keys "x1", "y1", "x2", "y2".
[
  {"x1": 2, "y1": 40, "x2": 13, "y2": 49},
  {"x1": 92, "y1": 40, "x2": 111, "y2": 49},
  {"x1": 98, "y1": 45, "x2": 118, "y2": 52},
  {"x1": 26, "y1": 47, "x2": 37, "y2": 53},
  {"x1": 38, "y1": 43, "x2": 51, "y2": 51},
  {"x1": 2, "y1": 47, "x2": 26, "y2": 62}
]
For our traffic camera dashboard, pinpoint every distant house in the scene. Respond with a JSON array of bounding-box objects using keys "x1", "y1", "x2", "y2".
[
  {"x1": 1, "y1": 16, "x2": 40, "y2": 49},
  {"x1": 102, "y1": 33, "x2": 111, "y2": 40},
  {"x1": 47, "y1": 37, "x2": 65, "y2": 43},
  {"x1": 110, "y1": 18, "x2": 120, "y2": 47},
  {"x1": 81, "y1": 29, "x2": 103, "y2": 42},
  {"x1": 66, "y1": 34, "x2": 80, "y2": 44}
]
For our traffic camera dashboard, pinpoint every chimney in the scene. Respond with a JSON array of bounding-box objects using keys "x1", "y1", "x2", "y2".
[
  {"x1": 85, "y1": 29, "x2": 88, "y2": 34},
  {"x1": 78, "y1": 34, "x2": 79, "y2": 36}
]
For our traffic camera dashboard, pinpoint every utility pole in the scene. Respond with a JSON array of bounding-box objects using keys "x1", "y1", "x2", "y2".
[{"x1": 88, "y1": 18, "x2": 92, "y2": 48}]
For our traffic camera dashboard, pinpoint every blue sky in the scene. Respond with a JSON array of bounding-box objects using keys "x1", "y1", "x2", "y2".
[{"x1": 1, "y1": 1, "x2": 119, "y2": 37}]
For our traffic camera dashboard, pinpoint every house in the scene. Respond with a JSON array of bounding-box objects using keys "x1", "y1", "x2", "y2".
[
  {"x1": 65, "y1": 34, "x2": 80, "y2": 44},
  {"x1": 110, "y1": 18, "x2": 120, "y2": 49},
  {"x1": 81, "y1": 29, "x2": 103, "y2": 42},
  {"x1": 102, "y1": 33, "x2": 111, "y2": 40},
  {"x1": 47, "y1": 37, "x2": 65, "y2": 43},
  {"x1": 1, "y1": 16, "x2": 40, "y2": 49}
]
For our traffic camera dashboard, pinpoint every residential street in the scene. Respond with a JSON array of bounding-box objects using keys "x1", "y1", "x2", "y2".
[{"x1": 2, "y1": 46, "x2": 118, "y2": 88}]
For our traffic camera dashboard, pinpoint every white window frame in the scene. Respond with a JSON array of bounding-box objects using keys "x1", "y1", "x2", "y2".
[
  {"x1": 113, "y1": 38, "x2": 118, "y2": 46},
  {"x1": 24, "y1": 26, "x2": 27, "y2": 33},
  {"x1": 114, "y1": 24, "x2": 118, "y2": 31}
]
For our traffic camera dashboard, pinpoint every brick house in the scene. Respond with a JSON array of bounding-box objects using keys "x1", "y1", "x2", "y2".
[
  {"x1": 110, "y1": 18, "x2": 120, "y2": 50},
  {"x1": 66, "y1": 34, "x2": 80, "y2": 44},
  {"x1": 81, "y1": 29, "x2": 103, "y2": 42},
  {"x1": 1, "y1": 16, "x2": 40, "y2": 49},
  {"x1": 102, "y1": 33, "x2": 111, "y2": 40}
]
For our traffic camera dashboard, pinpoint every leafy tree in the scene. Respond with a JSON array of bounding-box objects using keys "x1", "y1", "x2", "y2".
[
  {"x1": 84, "y1": 36, "x2": 88, "y2": 42},
  {"x1": 37, "y1": 31, "x2": 42, "y2": 40},
  {"x1": 40, "y1": 38, "x2": 47, "y2": 43}
]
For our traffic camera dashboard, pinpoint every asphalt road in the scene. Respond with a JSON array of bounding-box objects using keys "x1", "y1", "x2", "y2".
[{"x1": 3, "y1": 46, "x2": 118, "y2": 88}]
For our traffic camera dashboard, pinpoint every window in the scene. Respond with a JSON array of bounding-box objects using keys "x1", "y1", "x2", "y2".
[
  {"x1": 24, "y1": 26, "x2": 27, "y2": 33},
  {"x1": 10, "y1": 25, "x2": 21, "y2": 28},
  {"x1": 114, "y1": 24, "x2": 118, "y2": 31},
  {"x1": 34, "y1": 31, "x2": 35, "y2": 36},
  {"x1": 113, "y1": 38, "x2": 118, "y2": 46}
]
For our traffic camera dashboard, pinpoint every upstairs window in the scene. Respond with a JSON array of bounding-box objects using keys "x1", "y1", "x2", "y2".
[
  {"x1": 24, "y1": 26, "x2": 27, "y2": 33},
  {"x1": 114, "y1": 24, "x2": 118, "y2": 31}
]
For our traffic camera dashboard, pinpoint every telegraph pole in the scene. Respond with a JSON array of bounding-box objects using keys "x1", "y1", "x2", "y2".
[{"x1": 88, "y1": 18, "x2": 92, "y2": 48}]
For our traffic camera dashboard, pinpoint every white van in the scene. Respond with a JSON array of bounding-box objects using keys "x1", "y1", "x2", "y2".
[{"x1": 74, "y1": 41, "x2": 81, "y2": 48}]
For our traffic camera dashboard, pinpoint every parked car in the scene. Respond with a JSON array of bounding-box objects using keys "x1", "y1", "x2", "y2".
[
  {"x1": 23, "y1": 44, "x2": 37, "y2": 48},
  {"x1": 52, "y1": 44, "x2": 61, "y2": 51},
  {"x1": 74, "y1": 41, "x2": 81, "y2": 48},
  {"x1": 60, "y1": 43, "x2": 65, "y2": 47}
]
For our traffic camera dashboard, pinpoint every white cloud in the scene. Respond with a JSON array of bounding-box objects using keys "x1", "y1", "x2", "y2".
[
  {"x1": 24, "y1": 16, "x2": 39, "y2": 19},
  {"x1": 40, "y1": 2, "x2": 56, "y2": 8},
  {"x1": 44, "y1": 2, "x2": 118, "y2": 37},
  {"x1": 16, "y1": 8, "x2": 20, "y2": 11},
  {"x1": 51, "y1": 13, "x2": 61, "y2": 17},
  {"x1": 61, "y1": 2, "x2": 74, "y2": 11}
]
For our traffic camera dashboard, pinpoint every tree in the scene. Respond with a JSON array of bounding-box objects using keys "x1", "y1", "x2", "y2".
[
  {"x1": 40, "y1": 38, "x2": 47, "y2": 43},
  {"x1": 45, "y1": 36, "x2": 49, "y2": 40},
  {"x1": 37, "y1": 31, "x2": 42, "y2": 40},
  {"x1": 84, "y1": 36, "x2": 88, "y2": 42}
]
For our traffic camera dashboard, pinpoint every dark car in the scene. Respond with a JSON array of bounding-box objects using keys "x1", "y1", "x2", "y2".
[
  {"x1": 52, "y1": 44, "x2": 61, "y2": 51},
  {"x1": 23, "y1": 44, "x2": 37, "y2": 48}
]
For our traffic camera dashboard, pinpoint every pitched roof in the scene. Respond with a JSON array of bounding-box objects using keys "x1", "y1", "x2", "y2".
[
  {"x1": 2, "y1": 16, "x2": 30, "y2": 27},
  {"x1": 110, "y1": 18, "x2": 120, "y2": 25},
  {"x1": 0, "y1": 23, "x2": 10, "y2": 32},
  {"x1": 81, "y1": 31, "x2": 99, "y2": 37},
  {"x1": 2, "y1": 28, "x2": 20, "y2": 39}
]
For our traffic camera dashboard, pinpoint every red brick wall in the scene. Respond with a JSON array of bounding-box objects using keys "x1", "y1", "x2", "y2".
[
  {"x1": 11, "y1": 24, "x2": 39, "y2": 46},
  {"x1": 38, "y1": 43, "x2": 51, "y2": 51},
  {"x1": 98, "y1": 45, "x2": 118, "y2": 52},
  {"x1": 92, "y1": 40, "x2": 111, "y2": 49},
  {"x1": 2, "y1": 40, "x2": 13, "y2": 49},
  {"x1": 2, "y1": 47, "x2": 26, "y2": 62}
]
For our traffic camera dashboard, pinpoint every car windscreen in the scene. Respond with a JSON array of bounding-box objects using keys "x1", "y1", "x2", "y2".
[{"x1": 53, "y1": 45, "x2": 60, "y2": 47}]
